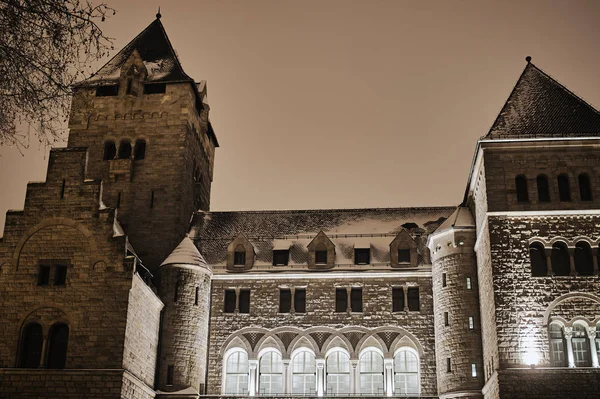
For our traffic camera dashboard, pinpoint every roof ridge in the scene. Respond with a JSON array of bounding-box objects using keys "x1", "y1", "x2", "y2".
[{"x1": 198, "y1": 206, "x2": 457, "y2": 215}]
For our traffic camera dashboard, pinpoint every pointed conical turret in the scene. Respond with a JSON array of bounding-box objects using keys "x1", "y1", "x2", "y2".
[{"x1": 160, "y1": 235, "x2": 209, "y2": 269}]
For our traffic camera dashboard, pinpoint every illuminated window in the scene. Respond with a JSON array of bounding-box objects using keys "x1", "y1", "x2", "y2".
[
  {"x1": 549, "y1": 324, "x2": 566, "y2": 367},
  {"x1": 259, "y1": 351, "x2": 284, "y2": 395},
  {"x1": 360, "y1": 350, "x2": 384, "y2": 395},
  {"x1": 224, "y1": 350, "x2": 249, "y2": 395},
  {"x1": 394, "y1": 349, "x2": 419, "y2": 395},
  {"x1": 326, "y1": 351, "x2": 350, "y2": 395},
  {"x1": 292, "y1": 351, "x2": 316, "y2": 395}
]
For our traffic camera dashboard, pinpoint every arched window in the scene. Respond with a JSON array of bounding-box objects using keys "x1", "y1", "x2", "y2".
[
  {"x1": 549, "y1": 324, "x2": 566, "y2": 367},
  {"x1": 537, "y1": 175, "x2": 550, "y2": 202},
  {"x1": 234, "y1": 244, "x2": 246, "y2": 266},
  {"x1": 134, "y1": 139, "x2": 146, "y2": 160},
  {"x1": 572, "y1": 324, "x2": 591, "y2": 367},
  {"x1": 515, "y1": 175, "x2": 529, "y2": 203},
  {"x1": 574, "y1": 241, "x2": 594, "y2": 276},
  {"x1": 551, "y1": 242, "x2": 571, "y2": 276},
  {"x1": 259, "y1": 351, "x2": 283, "y2": 395},
  {"x1": 117, "y1": 140, "x2": 132, "y2": 159},
  {"x1": 291, "y1": 350, "x2": 316, "y2": 395},
  {"x1": 359, "y1": 350, "x2": 384, "y2": 395},
  {"x1": 529, "y1": 243, "x2": 547, "y2": 277},
  {"x1": 558, "y1": 174, "x2": 571, "y2": 202},
  {"x1": 326, "y1": 350, "x2": 351, "y2": 395},
  {"x1": 224, "y1": 349, "x2": 249, "y2": 395},
  {"x1": 595, "y1": 323, "x2": 600, "y2": 361},
  {"x1": 47, "y1": 323, "x2": 69, "y2": 369},
  {"x1": 103, "y1": 141, "x2": 116, "y2": 161},
  {"x1": 394, "y1": 349, "x2": 419, "y2": 395},
  {"x1": 579, "y1": 173, "x2": 592, "y2": 201},
  {"x1": 18, "y1": 322, "x2": 43, "y2": 368}
]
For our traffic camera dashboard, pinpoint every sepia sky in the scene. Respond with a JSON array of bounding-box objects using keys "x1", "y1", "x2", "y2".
[{"x1": 2, "y1": 0, "x2": 600, "y2": 232}]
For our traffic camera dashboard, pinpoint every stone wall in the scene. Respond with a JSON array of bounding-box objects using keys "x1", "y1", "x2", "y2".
[
  {"x1": 207, "y1": 274, "x2": 438, "y2": 396},
  {"x1": 497, "y1": 368, "x2": 600, "y2": 398}
]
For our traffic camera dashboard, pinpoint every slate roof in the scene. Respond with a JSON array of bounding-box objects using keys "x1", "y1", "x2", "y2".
[
  {"x1": 81, "y1": 17, "x2": 193, "y2": 85},
  {"x1": 487, "y1": 61, "x2": 600, "y2": 139},
  {"x1": 433, "y1": 207, "x2": 474, "y2": 234},
  {"x1": 189, "y1": 207, "x2": 455, "y2": 268},
  {"x1": 161, "y1": 236, "x2": 208, "y2": 269}
]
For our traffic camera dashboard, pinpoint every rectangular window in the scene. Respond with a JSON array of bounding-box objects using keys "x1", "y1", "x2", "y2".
[
  {"x1": 174, "y1": 280, "x2": 180, "y2": 303},
  {"x1": 471, "y1": 363, "x2": 477, "y2": 377},
  {"x1": 392, "y1": 287, "x2": 404, "y2": 312},
  {"x1": 295, "y1": 288, "x2": 306, "y2": 313},
  {"x1": 444, "y1": 312, "x2": 449, "y2": 326},
  {"x1": 238, "y1": 289, "x2": 251, "y2": 314},
  {"x1": 144, "y1": 83, "x2": 167, "y2": 94},
  {"x1": 447, "y1": 358, "x2": 452, "y2": 373},
  {"x1": 335, "y1": 288, "x2": 347, "y2": 312},
  {"x1": 469, "y1": 316, "x2": 474, "y2": 330},
  {"x1": 38, "y1": 265, "x2": 51, "y2": 286},
  {"x1": 407, "y1": 287, "x2": 420, "y2": 311},
  {"x1": 279, "y1": 289, "x2": 292, "y2": 313},
  {"x1": 150, "y1": 190, "x2": 155, "y2": 208},
  {"x1": 233, "y1": 251, "x2": 246, "y2": 266},
  {"x1": 466, "y1": 277, "x2": 472, "y2": 290},
  {"x1": 194, "y1": 286, "x2": 199, "y2": 306},
  {"x1": 442, "y1": 273, "x2": 447, "y2": 287},
  {"x1": 167, "y1": 365, "x2": 174, "y2": 386},
  {"x1": 54, "y1": 264, "x2": 67, "y2": 286},
  {"x1": 273, "y1": 250, "x2": 289, "y2": 266},
  {"x1": 315, "y1": 250, "x2": 328, "y2": 264},
  {"x1": 95, "y1": 85, "x2": 119, "y2": 97},
  {"x1": 224, "y1": 289, "x2": 236, "y2": 313},
  {"x1": 354, "y1": 248, "x2": 370, "y2": 265},
  {"x1": 398, "y1": 248, "x2": 411, "y2": 263},
  {"x1": 351, "y1": 287, "x2": 362, "y2": 312}
]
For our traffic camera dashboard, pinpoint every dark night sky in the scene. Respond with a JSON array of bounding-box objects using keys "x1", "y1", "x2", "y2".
[{"x1": 2, "y1": 0, "x2": 600, "y2": 232}]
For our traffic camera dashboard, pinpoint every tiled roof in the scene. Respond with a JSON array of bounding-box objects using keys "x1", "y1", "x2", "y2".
[
  {"x1": 161, "y1": 236, "x2": 208, "y2": 269},
  {"x1": 190, "y1": 207, "x2": 455, "y2": 268},
  {"x1": 82, "y1": 18, "x2": 193, "y2": 85},
  {"x1": 487, "y1": 61, "x2": 600, "y2": 139},
  {"x1": 433, "y1": 207, "x2": 474, "y2": 234}
]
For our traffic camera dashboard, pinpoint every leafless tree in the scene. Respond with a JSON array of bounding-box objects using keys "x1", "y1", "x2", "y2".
[{"x1": 0, "y1": 0, "x2": 114, "y2": 149}]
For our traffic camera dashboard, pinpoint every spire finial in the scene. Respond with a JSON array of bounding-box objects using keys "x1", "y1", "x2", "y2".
[
  {"x1": 156, "y1": 7, "x2": 161, "y2": 19},
  {"x1": 525, "y1": 56, "x2": 532, "y2": 63}
]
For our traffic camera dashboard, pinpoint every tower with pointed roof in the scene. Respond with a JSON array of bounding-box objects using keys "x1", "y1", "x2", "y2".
[{"x1": 68, "y1": 14, "x2": 218, "y2": 271}]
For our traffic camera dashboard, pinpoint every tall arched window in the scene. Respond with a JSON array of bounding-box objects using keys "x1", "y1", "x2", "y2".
[
  {"x1": 326, "y1": 350, "x2": 351, "y2": 395},
  {"x1": 579, "y1": 173, "x2": 592, "y2": 201},
  {"x1": 574, "y1": 241, "x2": 594, "y2": 276},
  {"x1": 558, "y1": 174, "x2": 571, "y2": 202},
  {"x1": 515, "y1": 175, "x2": 529, "y2": 202},
  {"x1": 359, "y1": 350, "x2": 384, "y2": 395},
  {"x1": 47, "y1": 323, "x2": 69, "y2": 369},
  {"x1": 291, "y1": 350, "x2": 316, "y2": 395},
  {"x1": 259, "y1": 351, "x2": 284, "y2": 395},
  {"x1": 103, "y1": 140, "x2": 116, "y2": 161},
  {"x1": 529, "y1": 242, "x2": 547, "y2": 277},
  {"x1": 572, "y1": 324, "x2": 591, "y2": 367},
  {"x1": 118, "y1": 140, "x2": 132, "y2": 159},
  {"x1": 394, "y1": 349, "x2": 419, "y2": 395},
  {"x1": 18, "y1": 322, "x2": 43, "y2": 368},
  {"x1": 551, "y1": 242, "x2": 571, "y2": 276},
  {"x1": 134, "y1": 139, "x2": 146, "y2": 160},
  {"x1": 549, "y1": 324, "x2": 566, "y2": 367},
  {"x1": 224, "y1": 349, "x2": 249, "y2": 395},
  {"x1": 537, "y1": 175, "x2": 550, "y2": 202}
]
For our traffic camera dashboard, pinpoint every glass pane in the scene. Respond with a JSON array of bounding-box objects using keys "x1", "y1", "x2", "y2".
[
  {"x1": 225, "y1": 351, "x2": 249, "y2": 395},
  {"x1": 292, "y1": 352, "x2": 316, "y2": 396}
]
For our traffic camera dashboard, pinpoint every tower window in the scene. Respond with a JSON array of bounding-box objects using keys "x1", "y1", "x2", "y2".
[
  {"x1": 515, "y1": 175, "x2": 529, "y2": 202},
  {"x1": 354, "y1": 248, "x2": 370, "y2": 265},
  {"x1": 103, "y1": 141, "x2": 116, "y2": 160},
  {"x1": 444, "y1": 312, "x2": 449, "y2": 326},
  {"x1": 233, "y1": 245, "x2": 246, "y2": 266},
  {"x1": 537, "y1": 175, "x2": 550, "y2": 202},
  {"x1": 38, "y1": 265, "x2": 51, "y2": 286},
  {"x1": 144, "y1": 83, "x2": 167, "y2": 94},
  {"x1": 398, "y1": 248, "x2": 411, "y2": 264},
  {"x1": 579, "y1": 173, "x2": 592, "y2": 201},
  {"x1": 392, "y1": 287, "x2": 404, "y2": 312},
  {"x1": 558, "y1": 174, "x2": 571, "y2": 202},
  {"x1": 273, "y1": 250, "x2": 289, "y2": 266},
  {"x1": 95, "y1": 85, "x2": 119, "y2": 96},
  {"x1": 468, "y1": 316, "x2": 474, "y2": 330},
  {"x1": 279, "y1": 289, "x2": 292, "y2": 313},
  {"x1": 118, "y1": 140, "x2": 132, "y2": 159},
  {"x1": 407, "y1": 287, "x2": 420, "y2": 311},
  {"x1": 194, "y1": 286, "x2": 199, "y2": 306},
  {"x1": 295, "y1": 288, "x2": 306, "y2": 313},
  {"x1": 335, "y1": 288, "x2": 347, "y2": 312},
  {"x1": 174, "y1": 280, "x2": 180, "y2": 303},
  {"x1": 529, "y1": 242, "x2": 547, "y2": 277},
  {"x1": 167, "y1": 365, "x2": 174, "y2": 386},
  {"x1": 134, "y1": 139, "x2": 146, "y2": 160},
  {"x1": 150, "y1": 190, "x2": 155, "y2": 208},
  {"x1": 116, "y1": 192, "x2": 122, "y2": 208},
  {"x1": 442, "y1": 273, "x2": 447, "y2": 287},
  {"x1": 446, "y1": 358, "x2": 452, "y2": 373},
  {"x1": 60, "y1": 179, "x2": 66, "y2": 199},
  {"x1": 466, "y1": 277, "x2": 472, "y2": 290},
  {"x1": 471, "y1": 363, "x2": 477, "y2": 377}
]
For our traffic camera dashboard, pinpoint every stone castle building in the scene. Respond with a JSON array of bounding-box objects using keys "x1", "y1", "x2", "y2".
[{"x1": 1, "y1": 15, "x2": 600, "y2": 399}]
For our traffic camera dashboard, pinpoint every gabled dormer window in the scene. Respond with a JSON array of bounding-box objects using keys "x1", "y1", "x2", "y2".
[
  {"x1": 398, "y1": 248, "x2": 411, "y2": 264},
  {"x1": 233, "y1": 245, "x2": 246, "y2": 266},
  {"x1": 315, "y1": 247, "x2": 328, "y2": 264},
  {"x1": 307, "y1": 231, "x2": 335, "y2": 269},
  {"x1": 390, "y1": 229, "x2": 418, "y2": 268},
  {"x1": 227, "y1": 234, "x2": 254, "y2": 271}
]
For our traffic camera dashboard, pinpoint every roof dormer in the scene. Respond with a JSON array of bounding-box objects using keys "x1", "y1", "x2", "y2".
[
  {"x1": 307, "y1": 231, "x2": 335, "y2": 269},
  {"x1": 227, "y1": 234, "x2": 255, "y2": 271},
  {"x1": 390, "y1": 229, "x2": 418, "y2": 268}
]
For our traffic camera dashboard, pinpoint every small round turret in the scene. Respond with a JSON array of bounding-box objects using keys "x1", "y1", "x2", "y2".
[{"x1": 157, "y1": 236, "x2": 212, "y2": 394}]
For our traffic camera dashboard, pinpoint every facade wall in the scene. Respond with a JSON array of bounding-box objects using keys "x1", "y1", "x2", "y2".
[
  {"x1": 207, "y1": 274, "x2": 438, "y2": 395},
  {"x1": 497, "y1": 369, "x2": 600, "y2": 399}
]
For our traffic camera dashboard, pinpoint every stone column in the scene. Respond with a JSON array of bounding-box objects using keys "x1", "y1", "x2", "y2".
[
  {"x1": 249, "y1": 359, "x2": 259, "y2": 396},
  {"x1": 588, "y1": 327, "x2": 599, "y2": 368},
  {"x1": 39, "y1": 338, "x2": 48, "y2": 367},
  {"x1": 290, "y1": 287, "x2": 296, "y2": 314},
  {"x1": 545, "y1": 248, "x2": 553, "y2": 276},
  {"x1": 568, "y1": 248, "x2": 577, "y2": 276},
  {"x1": 235, "y1": 287, "x2": 240, "y2": 313},
  {"x1": 346, "y1": 287, "x2": 352, "y2": 314},
  {"x1": 403, "y1": 285, "x2": 409, "y2": 312},
  {"x1": 384, "y1": 358, "x2": 394, "y2": 397},
  {"x1": 351, "y1": 359, "x2": 359, "y2": 394},
  {"x1": 316, "y1": 359, "x2": 325, "y2": 397},
  {"x1": 283, "y1": 359, "x2": 290, "y2": 394},
  {"x1": 592, "y1": 248, "x2": 599, "y2": 275},
  {"x1": 564, "y1": 327, "x2": 575, "y2": 368}
]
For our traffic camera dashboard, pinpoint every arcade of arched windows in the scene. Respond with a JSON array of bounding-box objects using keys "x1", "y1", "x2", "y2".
[
  {"x1": 220, "y1": 327, "x2": 422, "y2": 397},
  {"x1": 102, "y1": 138, "x2": 146, "y2": 161},
  {"x1": 17, "y1": 318, "x2": 70, "y2": 369},
  {"x1": 514, "y1": 172, "x2": 594, "y2": 204},
  {"x1": 548, "y1": 319, "x2": 600, "y2": 369},
  {"x1": 528, "y1": 238, "x2": 600, "y2": 277}
]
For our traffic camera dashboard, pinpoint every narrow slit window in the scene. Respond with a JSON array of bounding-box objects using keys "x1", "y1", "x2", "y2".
[
  {"x1": 466, "y1": 277, "x2": 472, "y2": 290},
  {"x1": 194, "y1": 286, "x2": 199, "y2": 306},
  {"x1": 442, "y1": 273, "x2": 447, "y2": 287},
  {"x1": 116, "y1": 192, "x2": 122, "y2": 208},
  {"x1": 150, "y1": 190, "x2": 155, "y2": 208},
  {"x1": 60, "y1": 179, "x2": 66, "y2": 199},
  {"x1": 468, "y1": 316, "x2": 474, "y2": 330},
  {"x1": 444, "y1": 312, "x2": 449, "y2": 326},
  {"x1": 174, "y1": 280, "x2": 180, "y2": 303},
  {"x1": 167, "y1": 365, "x2": 174, "y2": 386},
  {"x1": 471, "y1": 363, "x2": 477, "y2": 377},
  {"x1": 279, "y1": 289, "x2": 292, "y2": 313},
  {"x1": 295, "y1": 288, "x2": 306, "y2": 313},
  {"x1": 447, "y1": 358, "x2": 452, "y2": 373}
]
